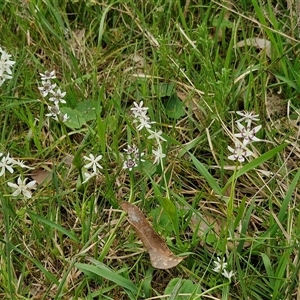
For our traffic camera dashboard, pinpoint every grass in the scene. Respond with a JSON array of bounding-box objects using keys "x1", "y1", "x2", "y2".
[{"x1": 0, "y1": 0, "x2": 300, "y2": 299}]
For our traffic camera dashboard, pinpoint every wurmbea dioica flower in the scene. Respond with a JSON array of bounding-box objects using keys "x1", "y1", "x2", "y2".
[
  {"x1": 0, "y1": 153, "x2": 14, "y2": 176},
  {"x1": 147, "y1": 129, "x2": 167, "y2": 143},
  {"x1": 212, "y1": 257, "x2": 235, "y2": 280},
  {"x1": 122, "y1": 144, "x2": 145, "y2": 171},
  {"x1": 234, "y1": 122, "x2": 262, "y2": 145},
  {"x1": 39, "y1": 69, "x2": 69, "y2": 122},
  {"x1": 212, "y1": 257, "x2": 227, "y2": 273},
  {"x1": 152, "y1": 147, "x2": 166, "y2": 165},
  {"x1": 0, "y1": 47, "x2": 15, "y2": 86},
  {"x1": 40, "y1": 70, "x2": 56, "y2": 81},
  {"x1": 222, "y1": 269, "x2": 235, "y2": 280},
  {"x1": 83, "y1": 154, "x2": 103, "y2": 173},
  {"x1": 128, "y1": 101, "x2": 167, "y2": 167},
  {"x1": 228, "y1": 111, "x2": 262, "y2": 162},
  {"x1": 81, "y1": 154, "x2": 103, "y2": 183},
  {"x1": 7, "y1": 177, "x2": 36, "y2": 199},
  {"x1": 0, "y1": 152, "x2": 34, "y2": 177},
  {"x1": 228, "y1": 144, "x2": 253, "y2": 162},
  {"x1": 236, "y1": 110, "x2": 260, "y2": 127},
  {"x1": 49, "y1": 88, "x2": 66, "y2": 105},
  {"x1": 38, "y1": 80, "x2": 57, "y2": 97}
]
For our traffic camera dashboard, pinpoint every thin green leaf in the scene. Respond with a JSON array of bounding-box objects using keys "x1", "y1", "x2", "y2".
[
  {"x1": 26, "y1": 211, "x2": 79, "y2": 242},
  {"x1": 189, "y1": 152, "x2": 222, "y2": 196},
  {"x1": 75, "y1": 262, "x2": 138, "y2": 294}
]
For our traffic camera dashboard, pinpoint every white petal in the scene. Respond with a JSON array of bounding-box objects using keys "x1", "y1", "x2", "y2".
[
  {"x1": 26, "y1": 180, "x2": 37, "y2": 188},
  {"x1": 8, "y1": 182, "x2": 18, "y2": 188},
  {"x1": 23, "y1": 190, "x2": 32, "y2": 199}
]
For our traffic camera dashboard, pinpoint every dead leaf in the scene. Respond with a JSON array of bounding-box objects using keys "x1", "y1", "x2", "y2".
[
  {"x1": 120, "y1": 202, "x2": 184, "y2": 269},
  {"x1": 31, "y1": 167, "x2": 51, "y2": 185},
  {"x1": 234, "y1": 38, "x2": 272, "y2": 58}
]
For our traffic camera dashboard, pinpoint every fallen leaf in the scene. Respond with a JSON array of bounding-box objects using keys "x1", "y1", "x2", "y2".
[
  {"x1": 234, "y1": 38, "x2": 272, "y2": 58},
  {"x1": 121, "y1": 202, "x2": 184, "y2": 269},
  {"x1": 31, "y1": 167, "x2": 51, "y2": 185}
]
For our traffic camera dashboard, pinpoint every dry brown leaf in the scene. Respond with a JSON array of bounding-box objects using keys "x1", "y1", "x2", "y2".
[
  {"x1": 31, "y1": 167, "x2": 51, "y2": 185},
  {"x1": 121, "y1": 202, "x2": 184, "y2": 269},
  {"x1": 234, "y1": 38, "x2": 272, "y2": 58}
]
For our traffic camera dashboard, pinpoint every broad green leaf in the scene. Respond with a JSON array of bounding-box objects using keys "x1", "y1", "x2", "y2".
[
  {"x1": 75, "y1": 100, "x2": 100, "y2": 122},
  {"x1": 165, "y1": 278, "x2": 201, "y2": 300},
  {"x1": 165, "y1": 94, "x2": 186, "y2": 119},
  {"x1": 60, "y1": 107, "x2": 86, "y2": 129}
]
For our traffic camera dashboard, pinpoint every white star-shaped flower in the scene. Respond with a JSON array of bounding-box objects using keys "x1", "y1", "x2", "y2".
[
  {"x1": 82, "y1": 171, "x2": 97, "y2": 184},
  {"x1": 38, "y1": 80, "x2": 57, "y2": 97},
  {"x1": 222, "y1": 269, "x2": 235, "y2": 280},
  {"x1": 133, "y1": 113, "x2": 155, "y2": 131},
  {"x1": 83, "y1": 154, "x2": 103, "y2": 173},
  {"x1": 0, "y1": 153, "x2": 15, "y2": 176},
  {"x1": 7, "y1": 177, "x2": 36, "y2": 199},
  {"x1": 212, "y1": 257, "x2": 227, "y2": 273},
  {"x1": 147, "y1": 129, "x2": 167, "y2": 143},
  {"x1": 40, "y1": 70, "x2": 56, "y2": 81},
  {"x1": 152, "y1": 147, "x2": 166, "y2": 165},
  {"x1": 46, "y1": 105, "x2": 61, "y2": 121},
  {"x1": 130, "y1": 101, "x2": 149, "y2": 119},
  {"x1": 49, "y1": 88, "x2": 66, "y2": 105},
  {"x1": 228, "y1": 144, "x2": 253, "y2": 162},
  {"x1": 234, "y1": 123, "x2": 262, "y2": 145},
  {"x1": 236, "y1": 111, "x2": 260, "y2": 126},
  {"x1": 123, "y1": 158, "x2": 137, "y2": 171},
  {"x1": 0, "y1": 47, "x2": 15, "y2": 76}
]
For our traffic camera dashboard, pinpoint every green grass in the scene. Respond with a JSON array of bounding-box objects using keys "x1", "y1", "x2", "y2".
[{"x1": 0, "y1": 0, "x2": 300, "y2": 299}]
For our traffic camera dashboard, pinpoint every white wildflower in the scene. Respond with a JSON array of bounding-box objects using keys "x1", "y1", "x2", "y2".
[
  {"x1": 152, "y1": 147, "x2": 166, "y2": 165},
  {"x1": 0, "y1": 47, "x2": 15, "y2": 86},
  {"x1": 222, "y1": 269, "x2": 235, "y2": 280},
  {"x1": 7, "y1": 177, "x2": 36, "y2": 199},
  {"x1": 228, "y1": 144, "x2": 253, "y2": 162},
  {"x1": 130, "y1": 101, "x2": 149, "y2": 119},
  {"x1": 61, "y1": 113, "x2": 69, "y2": 122},
  {"x1": 123, "y1": 144, "x2": 139, "y2": 156},
  {"x1": 82, "y1": 171, "x2": 97, "y2": 184},
  {"x1": 10, "y1": 158, "x2": 34, "y2": 169},
  {"x1": 147, "y1": 129, "x2": 167, "y2": 143},
  {"x1": 83, "y1": 154, "x2": 103, "y2": 173},
  {"x1": 135, "y1": 115, "x2": 154, "y2": 131},
  {"x1": 49, "y1": 88, "x2": 66, "y2": 105},
  {"x1": 123, "y1": 158, "x2": 137, "y2": 171},
  {"x1": 0, "y1": 153, "x2": 15, "y2": 176},
  {"x1": 40, "y1": 70, "x2": 56, "y2": 81},
  {"x1": 46, "y1": 104, "x2": 61, "y2": 121},
  {"x1": 236, "y1": 111, "x2": 260, "y2": 126},
  {"x1": 234, "y1": 123, "x2": 262, "y2": 145},
  {"x1": 212, "y1": 257, "x2": 227, "y2": 273},
  {"x1": 38, "y1": 80, "x2": 57, "y2": 97}
]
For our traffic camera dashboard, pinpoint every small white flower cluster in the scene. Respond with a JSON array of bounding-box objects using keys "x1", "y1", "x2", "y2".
[
  {"x1": 0, "y1": 152, "x2": 36, "y2": 199},
  {"x1": 38, "y1": 70, "x2": 69, "y2": 122},
  {"x1": 123, "y1": 144, "x2": 145, "y2": 171},
  {"x1": 123, "y1": 101, "x2": 166, "y2": 171},
  {"x1": 0, "y1": 47, "x2": 15, "y2": 87},
  {"x1": 212, "y1": 257, "x2": 235, "y2": 280},
  {"x1": 228, "y1": 111, "x2": 262, "y2": 162},
  {"x1": 82, "y1": 154, "x2": 103, "y2": 184}
]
